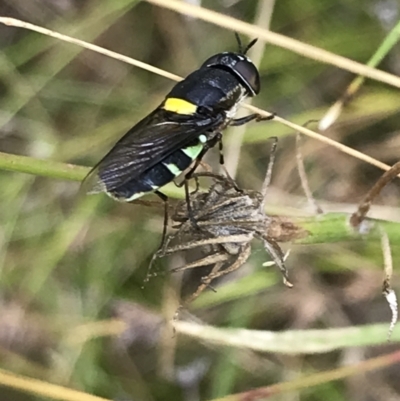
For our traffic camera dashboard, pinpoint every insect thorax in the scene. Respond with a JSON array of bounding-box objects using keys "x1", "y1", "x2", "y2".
[{"x1": 167, "y1": 67, "x2": 249, "y2": 117}]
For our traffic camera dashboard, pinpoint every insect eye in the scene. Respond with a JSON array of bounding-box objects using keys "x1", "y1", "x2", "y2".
[
  {"x1": 201, "y1": 52, "x2": 260, "y2": 96},
  {"x1": 201, "y1": 54, "x2": 223, "y2": 68},
  {"x1": 233, "y1": 60, "x2": 260, "y2": 95}
]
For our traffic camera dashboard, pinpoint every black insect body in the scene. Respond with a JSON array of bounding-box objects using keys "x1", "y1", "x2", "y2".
[
  {"x1": 84, "y1": 38, "x2": 267, "y2": 206},
  {"x1": 152, "y1": 141, "x2": 293, "y2": 305}
]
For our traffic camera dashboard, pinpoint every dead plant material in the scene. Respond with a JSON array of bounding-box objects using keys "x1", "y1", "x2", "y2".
[
  {"x1": 350, "y1": 162, "x2": 400, "y2": 340},
  {"x1": 151, "y1": 139, "x2": 306, "y2": 305}
]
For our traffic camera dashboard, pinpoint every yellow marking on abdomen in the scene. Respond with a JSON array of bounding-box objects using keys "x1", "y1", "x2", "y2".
[{"x1": 163, "y1": 98, "x2": 197, "y2": 115}]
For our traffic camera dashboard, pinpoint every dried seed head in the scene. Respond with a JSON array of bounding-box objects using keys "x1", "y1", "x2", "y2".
[{"x1": 154, "y1": 168, "x2": 291, "y2": 304}]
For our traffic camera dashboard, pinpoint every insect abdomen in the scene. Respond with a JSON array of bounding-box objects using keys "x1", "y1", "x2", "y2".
[{"x1": 109, "y1": 135, "x2": 207, "y2": 202}]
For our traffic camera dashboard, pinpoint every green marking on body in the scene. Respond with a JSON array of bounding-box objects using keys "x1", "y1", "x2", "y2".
[
  {"x1": 122, "y1": 191, "x2": 146, "y2": 202},
  {"x1": 181, "y1": 135, "x2": 207, "y2": 159},
  {"x1": 163, "y1": 163, "x2": 182, "y2": 176}
]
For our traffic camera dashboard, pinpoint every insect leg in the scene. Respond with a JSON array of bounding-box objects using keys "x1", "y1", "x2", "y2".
[
  {"x1": 230, "y1": 114, "x2": 260, "y2": 126},
  {"x1": 190, "y1": 161, "x2": 213, "y2": 195},
  {"x1": 230, "y1": 113, "x2": 275, "y2": 127},
  {"x1": 142, "y1": 191, "x2": 170, "y2": 284},
  {"x1": 184, "y1": 179, "x2": 201, "y2": 231},
  {"x1": 155, "y1": 190, "x2": 169, "y2": 251},
  {"x1": 217, "y1": 135, "x2": 243, "y2": 192},
  {"x1": 175, "y1": 157, "x2": 204, "y2": 188},
  {"x1": 179, "y1": 139, "x2": 221, "y2": 229},
  {"x1": 175, "y1": 135, "x2": 220, "y2": 190},
  {"x1": 173, "y1": 137, "x2": 215, "y2": 196}
]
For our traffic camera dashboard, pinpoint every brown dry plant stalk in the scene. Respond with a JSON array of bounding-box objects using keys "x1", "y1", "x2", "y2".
[
  {"x1": 350, "y1": 163, "x2": 400, "y2": 339},
  {"x1": 151, "y1": 140, "x2": 303, "y2": 306}
]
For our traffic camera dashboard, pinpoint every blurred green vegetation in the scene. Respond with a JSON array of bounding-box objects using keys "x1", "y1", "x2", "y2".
[{"x1": 0, "y1": 1, "x2": 399, "y2": 400}]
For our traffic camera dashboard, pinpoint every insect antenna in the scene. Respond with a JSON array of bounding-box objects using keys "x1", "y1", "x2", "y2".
[
  {"x1": 243, "y1": 38, "x2": 258, "y2": 55},
  {"x1": 234, "y1": 32, "x2": 243, "y2": 53},
  {"x1": 234, "y1": 32, "x2": 258, "y2": 55}
]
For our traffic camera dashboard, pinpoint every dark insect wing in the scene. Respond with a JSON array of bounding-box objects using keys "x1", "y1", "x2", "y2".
[
  {"x1": 83, "y1": 109, "x2": 224, "y2": 194},
  {"x1": 82, "y1": 109, "x2": 160, "y2": 194}
]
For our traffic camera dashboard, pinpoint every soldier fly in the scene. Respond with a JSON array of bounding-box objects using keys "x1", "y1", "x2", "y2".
[{"x1": 83, "y1": 35, "x2": 272, "y2": 238}]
